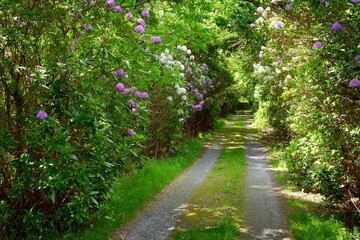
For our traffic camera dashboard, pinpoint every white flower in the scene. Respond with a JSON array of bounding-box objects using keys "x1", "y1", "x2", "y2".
[
  {"x1": 179, "y1": 73, "x2": 185, "y2": 78},
  {"x1": 180, "y1": 64, "x2": 185, "y2": 70},
  {"x1": 256, "y1": 17, "x2": 264, "y2": 23},
  {"x1": 165, "y1": 48, "x2": 169, "y2": 54},
  {"x1": 181, "y1": 46, "x2": 187, "y2": 51},
  {"x1": 178, "y1": 109, "x2": 184, "y2": 115},
  {"x1": 187, "y1": 49, "x2": 191, "y2": 55},
  {"x1": 275, "y1": 68, "x2": 281, "y2": 74},
  {"x1": 181, "y1": 95, "x2": 187, "y2": 101},
  {"x1": 167, "y1": 96, "x2": 173, "y2": 101},
  {"x1": 190, "y1": 55, "x2": 195, "y2": 60}
]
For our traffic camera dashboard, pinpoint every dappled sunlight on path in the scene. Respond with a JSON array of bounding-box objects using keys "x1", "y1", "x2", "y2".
[{"x1": 243, "y1": 114, "x2": 291, "y2": 240}]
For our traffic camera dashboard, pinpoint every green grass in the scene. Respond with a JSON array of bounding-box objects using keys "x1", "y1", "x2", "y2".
[
  {"x1": 269, "y1": 158, "x2": 360, "y2": 240},
  {"x1": 60, "y1": 140, "x2": 203, "y2": 240},
  {"x1": 169, "y1": 119, "x2": 247, "y2": 240}
]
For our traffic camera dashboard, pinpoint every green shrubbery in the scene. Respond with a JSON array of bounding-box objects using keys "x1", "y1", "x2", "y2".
[
  {"x1": 0, "y1": 0, "x2": 240, "y2": 238},
  {"x1": 234, "y1": 0, "x2": 360, "y2": 219}
]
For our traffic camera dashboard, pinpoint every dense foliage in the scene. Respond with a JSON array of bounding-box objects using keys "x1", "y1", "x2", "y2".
[
  {"x1": 0, "y1": 0, "x2": 239, "y2": 238},
  {"x1": 232, "y1": 0, "x2": 360, "y2": 220},
  {"x1": 1, "y1": 0, "x2": 359, "y2": 238}
]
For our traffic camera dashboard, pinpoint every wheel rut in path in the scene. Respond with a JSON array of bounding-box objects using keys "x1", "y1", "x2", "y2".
[
  {"x1": 243, "y1": 115, "x2": 291, "y2": 240},
  {"x1": 111, "y1": 121, "x2": 234, "y2": 240}
]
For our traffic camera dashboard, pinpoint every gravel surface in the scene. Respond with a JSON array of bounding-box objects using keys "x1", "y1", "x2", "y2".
[
  {"x1": 111, "y1": 130, "x2": 228, "y2": 240},
  {"x1": 243, "y1": 119, "x2": 291, "y2": 240}
]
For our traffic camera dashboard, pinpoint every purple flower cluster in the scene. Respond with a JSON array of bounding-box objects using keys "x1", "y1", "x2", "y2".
[
  {"x1": 141, "y1": 10, "x2": 150, "y2": 17},
  {"x1": 355, "y1": 55, "x2": 360, "y2": 62},
  {"x1": 135, "y1": 25, "x2": 145, "y2": 33},
  {"x1": 127, "y1": 129, "x2": 135, "y2": 136},
  {"x1": 349, "y1": 78, "x2": 360, "y2": 87},
  {"x1": 114, "y1": 69, "x2": 125, "y2": 76},
  {"x1": 331, "y1": 22, "x2": 343, "y2": 30},
  {"x1": 150, "y1": 36, "x2": 162, "y2": 43},
  {"x1": 312, "y1": 41, "x2": 323, "y2": 49},
  {"x1": 83, "y1": 23, "x2": 92, "y2": 30},
  {"x1": 134, "y1": 90, "x2": 149, "y2": 98},
  {"x1": 107, "y1": 0, "x2": 122, "y2": 12},
  {"x1": 36, "y1": 110, "x2": 48, "y2": 120},
  {"x1": 270, "y1": 21, "x2": 284, "y2": 29}
]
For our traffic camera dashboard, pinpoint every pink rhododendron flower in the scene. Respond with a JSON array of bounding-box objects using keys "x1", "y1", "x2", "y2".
[
  {"x1": 83, "y1": 24, "x2": 92, "y2": 30},
  {"x1": 114, "y1": 6, "x2": 122, "y2": 12},
  {"x1": 116, "y1": 82, "x2": 125, "y2": 91},
  {"x1": 127, "y1": 129, "x2": 135, "y2": 136},
  {"x1": 141, "y1": 92, "x2": 149, "y2": 98},
  {"x1": 125, "y1": 12, "x2": 133, "y2": 19},
  {"x1": 141, "y1": 10, "x2": 150, "y2": 17},
  {"x1": 138, "y1": 18, "x2": 145, "y2": 25},
  {"x1": 150, "y1": 36, "x2": 162, "y2": 43},
  {"x1": 331, "y1": 22, "x2": 343, "y2": 30},
  {"x1": 352, "y1": 0, "x2": 360, "y2": 3},
  {"x1": 121, "y1": 88, "x2": 130, "y2": 96},
  {"x1": 270, "y1": 21, "x2": 284, "y2": 28},
  {"x1": 285, "y1": 4, "x2": 293, "y2": 10},
  {"x1": 355, "y1": 55, "x2": 360, "y2": 62},
  {"x1": 135, "y1": 25, "x2": 145, "y2": 33},
  {"x1": 257, "y1": 7, "x2": 264, "y2": 13},
  {"x1": 349, "y1": 78, "x2": 360, "y2": 87},
  {"x1": 114, "y1": 69, "x2": 125, "y2": 76},
  {"x1": 107, "y1": 0, "x2": 116, "y2": 7},
  {"x1": 312, "y1": 41, "x2": 323, "y2": 49},
  {"x1": 134, "y1": 91, "x2": 143, "y2": 98},
  {"x1": 36, "y1": 110, "x2": 48, "y2": 119},
  {"x1": 250, "y1": 23, "x2": 256, "y2": 28}
]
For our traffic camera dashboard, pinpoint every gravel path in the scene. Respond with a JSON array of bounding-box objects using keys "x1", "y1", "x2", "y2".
[
  {"x1": 243, "y1": 118, "x2": 291, "y2": 240},
  {"x1": 111, "y1": 127, "x2": 229, "y2": 240},
  {"x1": 112, "y1": 113, "x2": 291, "y2": 240}
]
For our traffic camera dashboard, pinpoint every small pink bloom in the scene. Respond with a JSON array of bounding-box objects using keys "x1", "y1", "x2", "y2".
[
  {"x1": 138, "y1": 18, "x2": 145, "y2": 25},
  {"x1": 141, "y1": 10, "x2": 150, "y2": 17},
  {"x1": 127, "y1": 129, "x2": 135, "y2": 136},
  {"x1": 141, "y1": 92, "x2": 149, "y2": 98},
  {"x1": 331, "y1": 22, "x2": 343, "y2": 30},
  {"x1": 116, "y1": 82, "x2": 125, "y2": 91},
  {"x1": 107, "y1": 0, "x2": 116, "y2": 7},
  {"x1": 114, "y1": 6, "x2": 122, "y2": 12},
  {"x1": 349, "y1": 78, "x2": 360, "y2": 87},
  {"x1": 134, "y1": 91, "x2": 143, "y2": 98},
  {"x1": 125, "y1": 12, "x2": 133, "y2": 19},
  {"x1": 135, "y1": 25, "x2": 145, "y2": 33},
  {"x1": 36, "y1": 110, "x2": 48, "y2": 120}
]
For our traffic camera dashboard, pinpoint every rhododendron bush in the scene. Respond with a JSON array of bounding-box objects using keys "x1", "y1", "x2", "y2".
[
  {"x1": 0, "y1": 0, "x2": 239, "y2": 238},
  {"x1": 230, "y1": 0, "x2": 360, "y2": 218}
]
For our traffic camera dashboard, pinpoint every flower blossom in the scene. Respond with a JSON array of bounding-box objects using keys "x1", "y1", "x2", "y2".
[
  {"x1": 141, "y1": 10, "x2": 150, "y2": 17},
  {"x1": 150, "y1": 36, "x2": 162, "y2": 43},
  {"x1": 127, "y1": 129, "x2": 135, "y2": 136},
  {"x1": 116, "y1": 82, "x2": 125, "y2": 91},
  {"x1": 138, "y1": 18, "x2": 145, "y2": 25},
  {"x1": 349, "y1": 78, "x2": 360, "y2": 87},
  {"x1": 114, "y1": 6, "x2": 122, "y2": 12},
  {"x1": 114, "y1": 69, "x2": 125, "y2": 76},
  {"x1": 141, "y1": 92, "x2": 149, "y2": 98},
  {"x1": 331, "y1": 22, "x2": 343, "y2": 30},
  {"x1": 285, "y1": 4, "x2": 293, "y2": 10},
  {"x1": 107, "y1": 0, "x2": 116, "y2": 7},
  {"x1": 83, "y1": 24, "x2": 92, "y2": 30},
  {"x1": 312, "y1": 41, "x2": 323, "y2": 49},
  {"x1": 135, "y1": 25, "x2": 145, "y2": 33},
  {"x1": 355, "y1": 55, "x2": 360, "y2": 62},
  {"x1": 257, "y1": 7, "x2": 264, "y2": 13},
  {"x1": 125, "y1": 12, "x2": 133, "y2": 19},
  {"x1": 250, "y1": 23, "x2": 256, "y2": 28},
  {"x1": 352, "y1": 0, "x2": 360, "y2": 3},
  {"x1": 270, "y1": 21, "x2": 284, "y2": 28},
  {"x1": 36, "y1": 110, "x2": 48, "y2": 120}
]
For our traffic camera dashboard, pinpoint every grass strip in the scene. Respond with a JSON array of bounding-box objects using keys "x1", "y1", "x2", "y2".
[
  {"x1": 270, "y1": 158, "x2": 360, "y2": 240},
  {"x1": 61, "y1": 140, "x2": 203, "y2": 240},
  {"x1": 169, "y1": 119, "x2": 247, "y2": 240}
]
